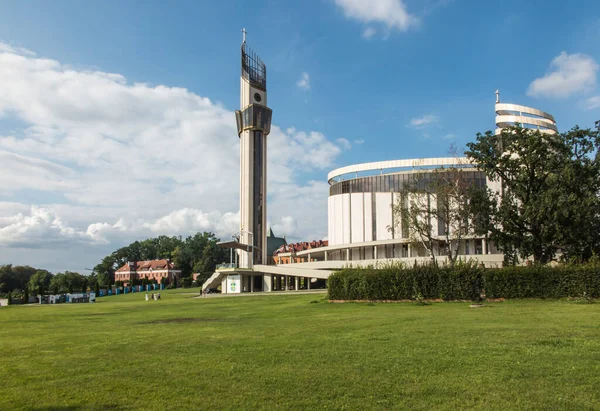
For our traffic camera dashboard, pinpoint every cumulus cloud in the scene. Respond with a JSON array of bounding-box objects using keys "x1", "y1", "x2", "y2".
[
  {"x1": 333, "y1": 0, "x2": 418, "y2": 32},
  {"x1": 0, "y1": 206, "x2": 94, "y2": 247},
  {"x1": 0, "y1": 42, "x2": 345, "y2": 263},
  {"x1": 527, "y1": 52, "x2": 599, "y2": 98},
  {"x1": 297, "y1": 72, "x2": 310, "y2": 90},
  {"x1": 409, "y1": 114, "x2": 438, "y2": 128}
]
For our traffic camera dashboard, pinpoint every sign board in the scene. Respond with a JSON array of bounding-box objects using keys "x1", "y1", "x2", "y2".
[{"x1": 227, "y1": 274, "x2": 241, "y2": 294}]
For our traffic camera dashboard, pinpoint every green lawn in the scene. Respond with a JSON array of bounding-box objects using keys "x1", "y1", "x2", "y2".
[{"x1": 1, "y1": 290, "x2": 599, "y2": 410}]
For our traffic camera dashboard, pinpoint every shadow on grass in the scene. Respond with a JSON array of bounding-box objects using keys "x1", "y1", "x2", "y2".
[
  {"x1": 34, "y1": 405, "x2": 122, "y2": 411},
  {"x1": 140, "y1": 317, "x2": 228, "y2": 324}
]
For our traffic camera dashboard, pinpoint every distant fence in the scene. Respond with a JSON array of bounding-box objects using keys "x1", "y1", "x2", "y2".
[{"x1": 97, "y1": 284, "x2": 165, "y2": 297}]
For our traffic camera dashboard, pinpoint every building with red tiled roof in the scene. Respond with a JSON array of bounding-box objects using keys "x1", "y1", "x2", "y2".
[
  {"x1": 272, "y1": 240, "x2": 329, "y2": 264},
  {"x1": 115, "y1": 259, "x2": 181, "y2": 286}
]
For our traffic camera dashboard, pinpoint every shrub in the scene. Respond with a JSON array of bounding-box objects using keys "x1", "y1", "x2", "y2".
[{"x1": 328, "y1": 261, "x2": 600, "y2": 301}]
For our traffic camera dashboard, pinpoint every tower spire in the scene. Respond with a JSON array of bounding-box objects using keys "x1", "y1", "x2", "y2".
[
  {"x1": 242, "y1": 28, "x2": 247, "y2": 44},
  {"x1": 495, "y1": 89, "x2": 500, "y2": 104}
]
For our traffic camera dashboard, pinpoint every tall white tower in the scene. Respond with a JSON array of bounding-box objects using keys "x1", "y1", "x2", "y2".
[{"x1": 235, "y1": 30, "x2": 272, "y2": 269}]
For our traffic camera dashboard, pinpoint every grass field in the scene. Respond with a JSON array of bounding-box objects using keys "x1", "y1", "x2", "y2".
[{"x1": 1, "y1": 290, "x2": 599, "y2": 410}]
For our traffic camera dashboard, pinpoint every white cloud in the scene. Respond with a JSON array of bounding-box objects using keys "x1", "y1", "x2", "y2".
[
  {"x1": 297, "y1": 72, "x2": 310, "y2": 90},
  {"x1": 409, "y1": 114, "x2": 438, "y2": 128},
  {"x1": 0, "y1": 206, "x2": 94, "y2": 247},
  {"x1": 333, "y1": 0, "x2": 418, "y2": 32},
  {"x1": 336, "y1": 137, "x2": 352, "y2": 150},
  {"x1": 585, "y1": 96, "x2": 600, "y2": 110},
  {"x1": 442, "y1": 133, "x2": 455, "y2": 140},
  {"x1": 353, "y1": 138, "x2": 365, "y2": 145},
  {"x1": 362, "y1": 27, "x2": 377, "y2": 39},
  {"x1": 527, "y1": 52, "x2": 599, "y2": 98},
  {"x1": 0, "y1": 42, "x2": 344, "y2": 265}
]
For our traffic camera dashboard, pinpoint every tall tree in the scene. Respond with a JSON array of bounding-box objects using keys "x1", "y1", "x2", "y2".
[
  {"x1": 28, "y1": 270, "x2": 53, "y2": 296},
  {"x1": 390, "y1": 164, "x2": 485, "y2": 267},
  {"x1": 466, "y1": 123, "x2": 600, "y2": 263}
]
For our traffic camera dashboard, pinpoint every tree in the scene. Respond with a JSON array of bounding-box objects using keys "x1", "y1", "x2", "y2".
[
  {"x1": 23, "y1": 287, "x2": 29, "y2": 304},
  {"x1": 50, "y1": 273, "x2": 65, "y2": 294},
  {"x1": 94, "y1": 255, "x2": 117, "y2": 287},
  {"x1": 391, "y1": 163, "x2": 485, "y2": 267},
  {"x1": 28, "y1": 270, "x2": 53, "y2": 296},
  {"x1": 466, "y1": 123, "x2": 600, "y2": 263},
  {"x1": 0, "y1": 265, "x2": 38, "y2": 295}
]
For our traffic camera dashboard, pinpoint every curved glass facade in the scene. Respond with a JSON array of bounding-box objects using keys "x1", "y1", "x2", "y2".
[{"x1": 329, "y1": 170, "x2": 487, "y2": 196}]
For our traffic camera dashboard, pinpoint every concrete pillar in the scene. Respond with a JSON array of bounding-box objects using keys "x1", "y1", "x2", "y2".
[
  {"x1": 263, "y1": 274, "x2": 272, "y2": 292},
  {"x1": 308, "y1": 278, "x2": 311, "y2": 290},
  {"x1": 250, "y1": 275, "x2": 254, "y2": 292},
  {"x1": 408, "y1": 244, "x2": 412, "y2": 258},
  {"x1": 324, "y1": 251, "x2": 328, "y2": 261},
  {"x1": 295, "y1": 276, "x2": 299, "y2": 290},
  {"x1": 374, "y1": 246, "x2": 378, "y2": 260},
  {"x1": 346, "y1": 249, "x2": 350, "y2": 261},
  {"x1": 482, "y1": 239, "x2": 487, "y2": 254},
  {"x1": 308, "y1": 253, "x2": 311, "y2": 262}
]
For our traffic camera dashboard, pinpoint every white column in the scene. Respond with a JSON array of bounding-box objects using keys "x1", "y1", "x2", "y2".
[
  {"x1": 250, "y1": 275, "x2": 254, "y2": 292},
  {"x1": 374, "y1": 246, "x2": 378, "y2": 260},
  {"x1": 324, "y1": 251, "x2": 328, "y2": 261},
  {"x1": 295, "y1": 276, "x2": 299, "y2": 291},
  {"x1": 308, "y1": 278, "x2": 311, "y2": 290},
  {"x1": 346, "y1": 249, "x2": 350, "y2": 261},
  {"x1": 263, "y1": 274, "x2": 271, "y2": 292}
]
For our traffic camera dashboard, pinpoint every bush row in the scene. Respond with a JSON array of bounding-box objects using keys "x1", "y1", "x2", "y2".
[{"x1": 327, "y1": 262, "x2": 600, "y2": 301}]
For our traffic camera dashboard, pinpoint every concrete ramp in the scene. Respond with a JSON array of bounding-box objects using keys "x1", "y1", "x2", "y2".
[
  {"x1": 254, "y1": 265, "x2": 332, "y2": 279},
  {"x1": 202, "y1": 271, "x2": 226, "y2": 291}
]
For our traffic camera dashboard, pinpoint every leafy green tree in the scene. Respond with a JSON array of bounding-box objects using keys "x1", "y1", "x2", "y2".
[
  {"x1": 0, "y1": 265, "x2": 38, "y2": 294},
  {"x1": 390, "y1": 163, "x2": 485, "y2": 267},
  {"x1": 466, "y1": 123, "x2": 600, "y2": 263},
  {"x1": 23, "y1": 287, "x2": 29, "y2": 304},
  {"x1": 28, "y1": 270, "x2": 53, "y2": 296}
]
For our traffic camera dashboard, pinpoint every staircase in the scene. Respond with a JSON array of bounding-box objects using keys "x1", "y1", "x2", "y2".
[{"x1": 202, "y1": 271, "x2": 226, "y2": 291}]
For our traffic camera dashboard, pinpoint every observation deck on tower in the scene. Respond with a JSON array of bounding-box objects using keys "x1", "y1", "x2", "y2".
[{"x1": 241, "y1": 43, "x2": 266, "y2": 91}]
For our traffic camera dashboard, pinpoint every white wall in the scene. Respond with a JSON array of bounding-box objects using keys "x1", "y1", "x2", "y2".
[
  {"x1": 350, "y1": 193, "x2": 364, "y2": 243},
  {"x1": 376, "y1": 193, "x2": 393, "y2": 241},
  {"x1": 334, "y1": 195, "x2": 343, "y2": 246},
  {"x1": 364, "y1": 193, "x2": 373, "y2": 242},
  {"x1": 328, "y1": 196, "x2": 335, "y2": 245},
  {"x1": 342, "y1": 194, "x2": 351, "y2": 244}
]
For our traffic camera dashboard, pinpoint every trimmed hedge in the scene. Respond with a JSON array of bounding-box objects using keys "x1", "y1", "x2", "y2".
[{"x1": 328, "y1": 262, "x2": 600, "y2": 301}]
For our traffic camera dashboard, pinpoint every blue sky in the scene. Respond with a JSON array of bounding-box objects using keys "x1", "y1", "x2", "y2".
[{"x1": 0, "y1": 0, "x2": 599, "y2": 272}]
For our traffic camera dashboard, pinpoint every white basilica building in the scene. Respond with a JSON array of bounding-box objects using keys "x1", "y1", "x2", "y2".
[{"x1": 202, "y1": 35, "x2": 558, "y2": 294}]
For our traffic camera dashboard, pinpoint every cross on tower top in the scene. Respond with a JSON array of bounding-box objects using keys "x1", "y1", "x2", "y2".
[{"x1": 242, "y1": 28, "x2": 247, "y2": 44}]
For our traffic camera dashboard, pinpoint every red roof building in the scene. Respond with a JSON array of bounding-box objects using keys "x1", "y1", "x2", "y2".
[
  {"x1": 272, "y1": 240, "x2": 329, "y2": 264},
  {"x1": 115, "y1": 259, "x2": 181, "y2": 286}
]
